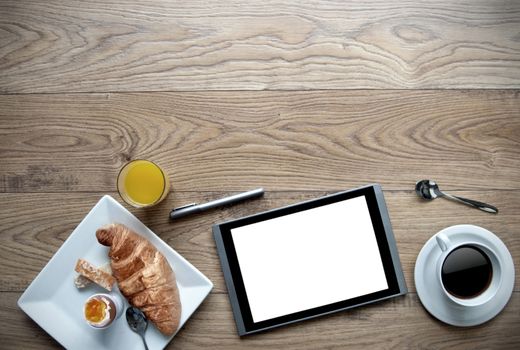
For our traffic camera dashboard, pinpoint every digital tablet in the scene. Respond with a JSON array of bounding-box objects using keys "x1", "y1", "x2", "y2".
[{"x1": 213, "y1": 184, "x2": 407, "y2": 336}]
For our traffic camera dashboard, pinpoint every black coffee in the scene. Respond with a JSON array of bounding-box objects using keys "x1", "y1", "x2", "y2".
[{"x1": 441, "y1": 245, "x2": 492, "y2": 299}]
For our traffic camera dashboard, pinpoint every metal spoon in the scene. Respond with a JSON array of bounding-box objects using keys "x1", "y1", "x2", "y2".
[
  {"x1": 126, "y1": 307, "x2": 149, "y2": 350},
  {"x1": 415, "y1": 180, "x2": 498, "y2": 214}
]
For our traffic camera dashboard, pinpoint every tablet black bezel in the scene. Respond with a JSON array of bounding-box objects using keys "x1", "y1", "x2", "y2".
[{"x1": 214, "y1": 184, "x2": 406, "y2": 335}]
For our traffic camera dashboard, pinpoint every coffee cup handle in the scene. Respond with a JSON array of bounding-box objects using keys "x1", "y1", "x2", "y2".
[{"x1": 435, "y1": 232, "x2": 451, "y2": 252}]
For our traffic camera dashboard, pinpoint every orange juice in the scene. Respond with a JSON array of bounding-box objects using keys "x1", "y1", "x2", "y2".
[{"x1": 117, "y1": 160, "x2": 170, "y2": 207}]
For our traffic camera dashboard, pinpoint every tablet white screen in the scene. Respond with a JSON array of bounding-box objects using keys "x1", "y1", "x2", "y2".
[{"x1": 231, "y1": 195, "x2": 388, "y2": 323}]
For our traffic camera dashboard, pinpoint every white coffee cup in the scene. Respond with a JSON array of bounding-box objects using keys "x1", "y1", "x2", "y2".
[{"x1": 435, "y1": 232, "x2": 502, "y2": 308}]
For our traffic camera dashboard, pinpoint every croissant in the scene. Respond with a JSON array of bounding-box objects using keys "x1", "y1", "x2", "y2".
[{"x1": 96, "y1": 223, "x2": 181, "y2": 335}]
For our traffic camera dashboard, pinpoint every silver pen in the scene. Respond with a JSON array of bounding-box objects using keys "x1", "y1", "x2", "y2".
[{"x1": 169, "y1": 188, "x2": 264, "y2": 220}]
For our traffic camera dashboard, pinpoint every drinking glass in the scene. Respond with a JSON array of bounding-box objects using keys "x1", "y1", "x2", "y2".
[{"x1": 117, "y1": 159, "x2": 170, "y2": 208}]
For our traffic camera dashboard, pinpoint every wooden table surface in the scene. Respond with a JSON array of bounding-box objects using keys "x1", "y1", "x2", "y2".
[{"x1": 1, "y1": 1, "x2": 519, "y2": 349}]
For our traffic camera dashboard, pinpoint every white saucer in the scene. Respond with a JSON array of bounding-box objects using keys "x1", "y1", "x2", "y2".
[{"x1": 414, "y1": 224, "x2": 515, "y2": 327}]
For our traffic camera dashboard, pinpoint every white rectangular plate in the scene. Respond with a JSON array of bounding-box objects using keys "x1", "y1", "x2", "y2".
[{"x1": 18, "y1": 195, "x2": 213, "y2": 350}]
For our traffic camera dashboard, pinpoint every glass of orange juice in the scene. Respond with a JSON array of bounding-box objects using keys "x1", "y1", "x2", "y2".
[{"x1": 117, "y1": 160, "x2": 170, "y2": 207}]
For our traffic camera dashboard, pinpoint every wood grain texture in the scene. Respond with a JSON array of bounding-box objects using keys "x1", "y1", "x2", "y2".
[
  {"x1": 2, "y1": 291, "x2": 519, "y2": 350},
  {"x1": 2, "y1": 1, "x2": 520, "y2": 348},
  {"x1": 1, "y1": 191, "x2": 518, "y2": 294},
  {"x1": 1, "y1": 0, "x2": 520, "y2": 93},
  {"x1": 1, "y1": 90, "x2": 519, "y2": 193}
]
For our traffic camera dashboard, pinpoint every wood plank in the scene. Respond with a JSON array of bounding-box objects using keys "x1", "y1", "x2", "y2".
[
  {"x1": 2, "y1": 291, "x2": 519, "y2": 349},
  {"x1": 1, "y1": 90, "x2": 519, "y2": 192},
  {"x1": 1, "y1": 191, "x2": 518, "y2": 294},
  {"x1": 1, "y1": 0, "x2": 519, "y2": 93}
]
